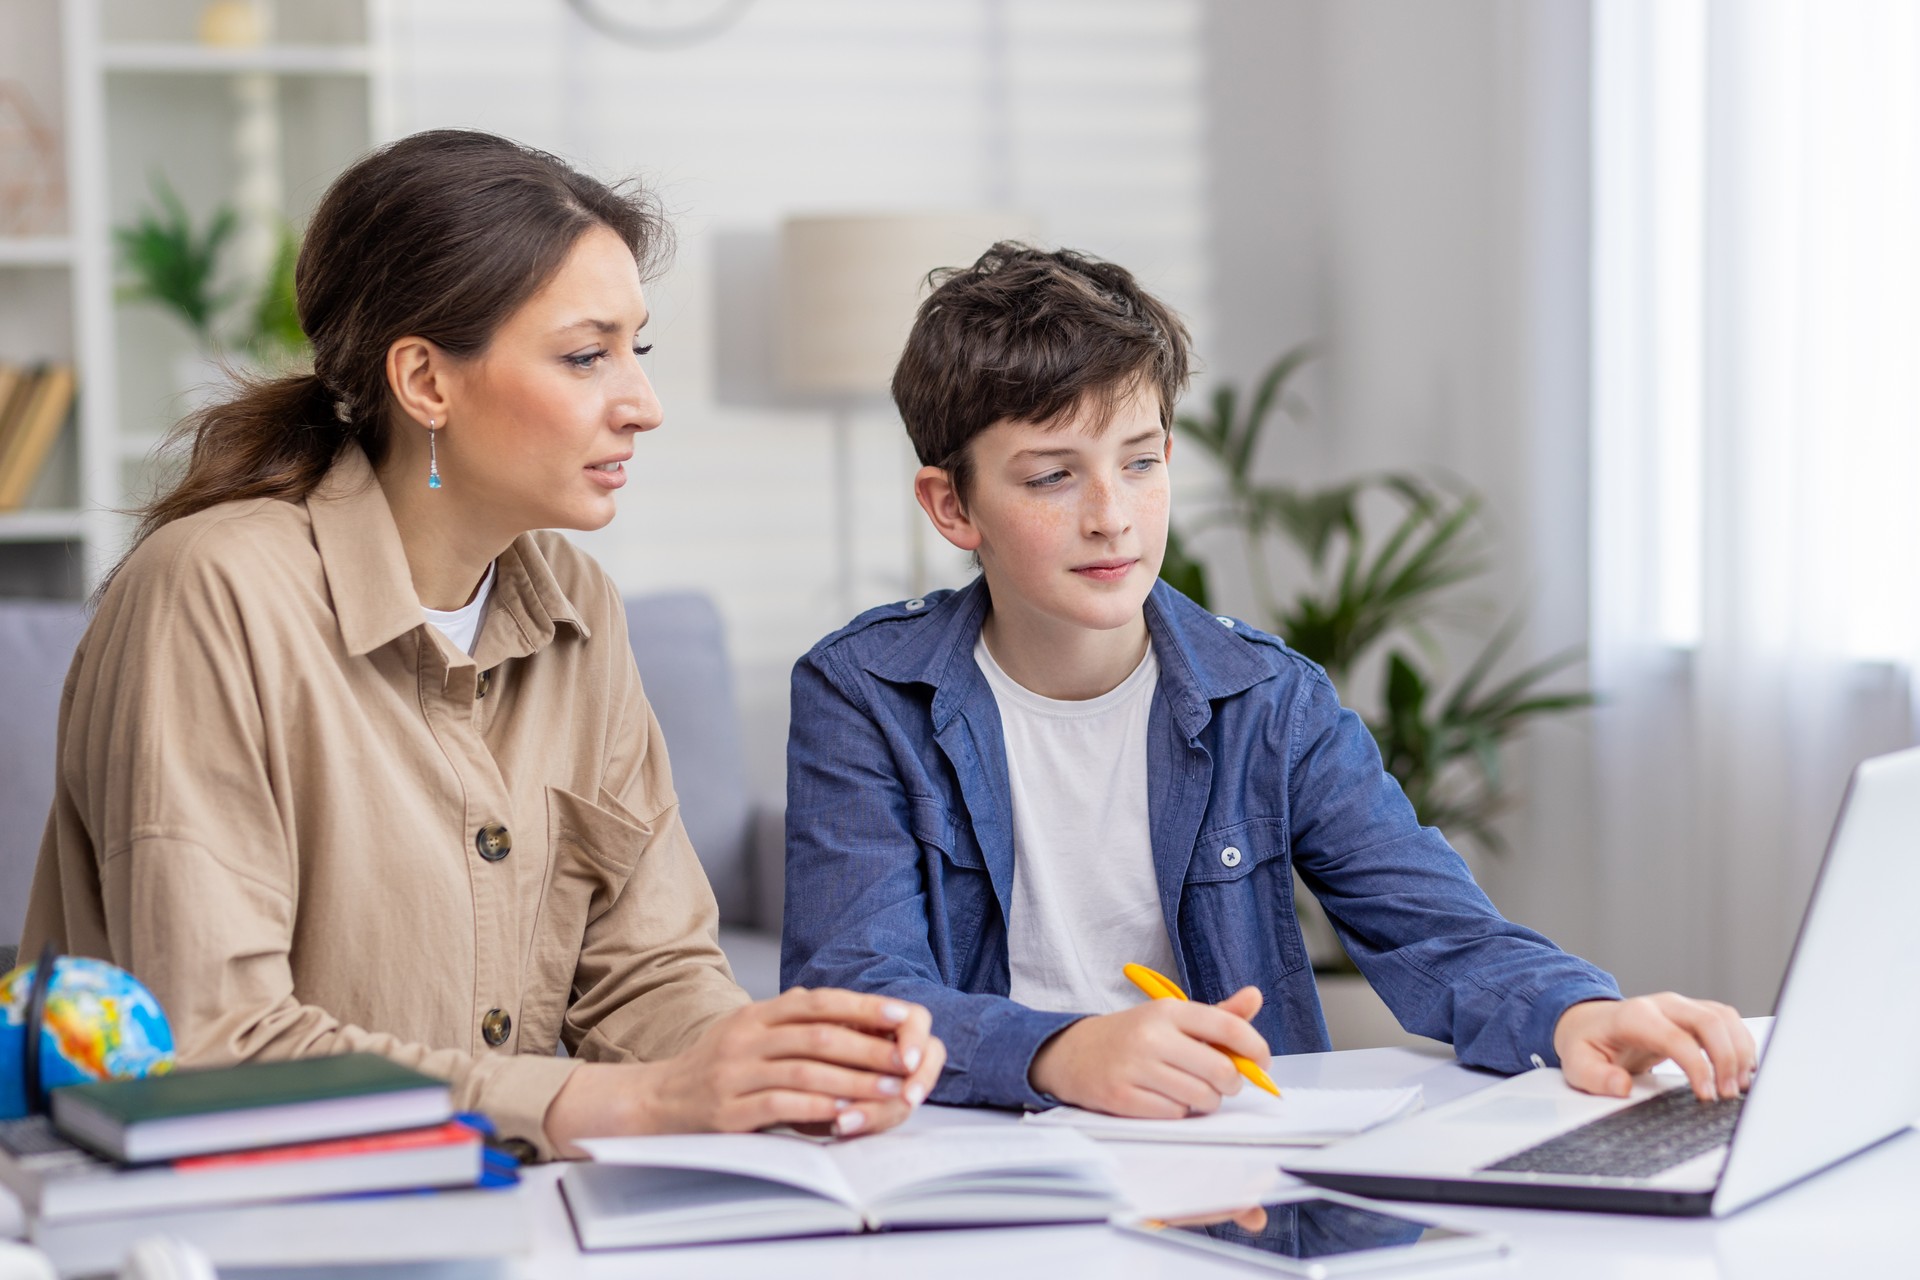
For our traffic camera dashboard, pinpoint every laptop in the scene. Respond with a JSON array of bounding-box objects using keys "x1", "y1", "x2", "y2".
[{"x1": 1283, "y1": 744, "x2": 1920, "y2": 1217}]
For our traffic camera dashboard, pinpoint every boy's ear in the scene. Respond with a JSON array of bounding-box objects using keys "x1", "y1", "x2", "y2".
[{"x1": 913, "y1": 466, "x2": 983, "y2": 553}]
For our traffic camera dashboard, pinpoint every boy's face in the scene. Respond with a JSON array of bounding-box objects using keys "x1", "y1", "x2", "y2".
[{"x1": 918, "y1": 382, "x2": 1170, "y2": 635}]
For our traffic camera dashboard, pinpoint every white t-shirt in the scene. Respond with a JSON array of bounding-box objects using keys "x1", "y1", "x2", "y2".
[
  {"x1": 422, "y1": 561, "x2": 496, "y2": 655},
  {"x1": 975, "y1": 633, "x2": 1181, "y2": 1014}
]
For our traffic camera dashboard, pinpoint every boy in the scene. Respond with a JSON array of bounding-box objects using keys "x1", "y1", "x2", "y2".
[{"x1": 781, "y1": 244, "x2": 1753, "y2": 1117}]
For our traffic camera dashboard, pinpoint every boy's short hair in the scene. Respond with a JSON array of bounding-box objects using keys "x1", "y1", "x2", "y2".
[{"x1": 891, "y1": 243, "x2": 1192, "y2": 502}]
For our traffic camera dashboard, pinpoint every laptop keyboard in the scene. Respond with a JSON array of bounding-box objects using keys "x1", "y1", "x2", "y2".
[{"x1": 1482, "y1": 1086, "x2": 1744, "y2": 1180}]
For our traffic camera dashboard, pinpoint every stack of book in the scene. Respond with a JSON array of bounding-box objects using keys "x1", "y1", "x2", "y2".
[
  {"x1": 0, "y1": 1053, "x2": 529, "y2": 1274},
  {"x1": 0, "y1": 363, "x2": 76, "y2": 511}
]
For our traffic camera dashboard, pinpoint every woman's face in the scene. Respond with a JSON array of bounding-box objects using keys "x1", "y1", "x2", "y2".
[{"x1": 437, "y1": 224, "x2": 662, "y2": 536}]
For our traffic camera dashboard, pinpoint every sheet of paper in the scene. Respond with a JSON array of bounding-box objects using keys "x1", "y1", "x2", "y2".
[
  {"x1": 578, "y1": 1134, "x2": 855, "y2": 1206},
  {"x1": 1021, "y1": 1085, "x2": 1424, "y2": 1146}
]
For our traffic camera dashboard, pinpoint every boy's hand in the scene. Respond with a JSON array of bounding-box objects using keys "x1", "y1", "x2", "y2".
[
  {"x1": 1029, "y1": 987, "x2": 1271, "y2": 1117},
  {"x1": 1554, "y1": 993, "x2": 1755, "y2": 1102}
]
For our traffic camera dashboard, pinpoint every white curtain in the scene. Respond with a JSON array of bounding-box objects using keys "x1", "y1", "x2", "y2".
[{"x1": 1590, "y1": 0, "x2": 1920, "y2": 1013}]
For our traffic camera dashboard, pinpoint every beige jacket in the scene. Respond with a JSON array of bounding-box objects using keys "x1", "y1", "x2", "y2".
[{"x1": 22, "y1": 446, "x2": 748, "y2": 1157}]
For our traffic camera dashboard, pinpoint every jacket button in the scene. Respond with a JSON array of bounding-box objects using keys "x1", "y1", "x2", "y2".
[
  {"x1": 1220, "y1": 845, "x2": 1243, "y2": 868},
  {"x1": 476, "y1": 822, "x2": 512, "y2": 862},
  {"x1": 476, "y1": 669, "x2": 492, "y2": 698},
  {"x1": 481, "y1": 1008, "x2": 512, "y2": 1047},
  {"x1": 905, "y1": 598, "x2": 926, "y2": 611}
]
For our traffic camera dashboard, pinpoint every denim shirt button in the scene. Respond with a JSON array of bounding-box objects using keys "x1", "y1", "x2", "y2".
[
  {"x1": 1530, "y1": 1053, "x2": 1547, "y2": 1070},
  {"x1": 1215, "y1": 615, "x2": 1234, "y2": 627},
  {"x1": 905, "y1": 598, "x2": 926, "y2": 611},
  {"x1": 1220, "y1": 845, "x2": 1243, "y2": 867}
]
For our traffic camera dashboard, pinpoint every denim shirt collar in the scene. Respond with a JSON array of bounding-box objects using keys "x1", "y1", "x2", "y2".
[{"x1": 862, "y1": 577, "x2": 1275, "y2": 735}]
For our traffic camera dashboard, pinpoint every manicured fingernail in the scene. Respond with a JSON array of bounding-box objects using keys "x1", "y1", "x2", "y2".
[
  {"x1": 906, "y1": 1083, "x2": 927, "y2": 1105},
  {"x1": 836, "y1": 1109, "x2": 867, "y2": 1135},
  {"x1": 834, "y1": 1097, "x2": 850, "y2": 1111},
  {"x1": 883, "y1": 1003, "x2": 910, "y2": 1023},
  {"x1": 877, "y1": 1076, "x2": 901, "y2": 1095},
  {"x1": 903, "y1": 1046, "x2": 922, "y2": 1072}
]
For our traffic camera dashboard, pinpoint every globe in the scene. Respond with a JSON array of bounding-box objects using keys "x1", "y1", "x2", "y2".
[{"x1": 0, "y1": 956, "x2": 175, "y2": 1120}]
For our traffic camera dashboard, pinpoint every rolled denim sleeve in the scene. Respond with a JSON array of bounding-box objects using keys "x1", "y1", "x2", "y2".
[
  {"x1": 782, "y1": 650, "x2": 1079, "y2": 1109},
  {"x1": 1285, "y1": 668, "x2": 1620, "y2": 1072}
]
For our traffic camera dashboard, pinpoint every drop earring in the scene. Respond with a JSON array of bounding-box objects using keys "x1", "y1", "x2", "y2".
[{"x1": 427, "y1": 420, "x2": 442, "y2": 490}]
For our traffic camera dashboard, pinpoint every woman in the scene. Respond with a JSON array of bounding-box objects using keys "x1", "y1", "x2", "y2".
[{"x1": 20, "y1": 130, "x2": 942, "y2": 1158}]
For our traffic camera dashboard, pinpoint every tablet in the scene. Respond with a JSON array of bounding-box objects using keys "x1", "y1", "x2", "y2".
[{"x1": 1116, "y1": 1193, "x2": 1506, "y2": 1277}]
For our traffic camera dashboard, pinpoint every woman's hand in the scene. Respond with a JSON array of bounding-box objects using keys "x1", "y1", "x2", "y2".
[
  {"x1": 1554, "y1": 993, "x2": 1755, "y2": 1102},
  {"x1": 1028, "y1": 987, "x2": 1270, "y2": 1117},
  {"x1": 544, "y1": 988, "x2": 946, "y2": 1154}
]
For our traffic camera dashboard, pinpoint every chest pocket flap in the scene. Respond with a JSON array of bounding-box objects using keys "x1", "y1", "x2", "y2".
[
  {"x1": 1185, "y1": 817, "x2": 1288, "y2": 884},
  {"x1": 546, "y1": 785, "x2": 653, "y2": 908},
  {"x1": 910, "y1": 795, "x2": 983, "y2": 869}
]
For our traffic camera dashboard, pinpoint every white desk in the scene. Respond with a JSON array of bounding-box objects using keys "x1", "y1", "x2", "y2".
[{"x1": 518, "y1": 1035, "x2": 1918, "y2": 1280}]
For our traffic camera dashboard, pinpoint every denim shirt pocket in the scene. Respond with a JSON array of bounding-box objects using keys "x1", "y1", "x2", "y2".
[
  {"x1": 1178, "y1": 816, "x2": 1309, "y2": 999},
  {"x1": 907, "y1": 795, "x2": 992, "y2": 978}
]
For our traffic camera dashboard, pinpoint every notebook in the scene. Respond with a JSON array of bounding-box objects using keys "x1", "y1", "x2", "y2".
[
  {"x1": 562, "y1": 1126, "x2": 1123, "y2": 1250},
  {"x1": 51, "y1": 1054, "x2": 452, "y2": 1162},
  {"x1": 1022, "y1": 1086, "x2": 1424, "y2": 1146}
]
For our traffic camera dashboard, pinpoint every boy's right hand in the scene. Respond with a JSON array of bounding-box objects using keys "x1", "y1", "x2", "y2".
[{"x1": 1028, "y1": 986, "x2": 1271, "y2": 1117}]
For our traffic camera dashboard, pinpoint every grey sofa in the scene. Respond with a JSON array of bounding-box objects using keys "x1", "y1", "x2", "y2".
[{"x1": 0, "y1": 591, "x2": 784, "y2": 998}]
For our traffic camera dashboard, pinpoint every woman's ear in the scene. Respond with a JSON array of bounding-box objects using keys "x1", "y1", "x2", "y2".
[
  {"x1": 913, "y1": 466, "x2": 982, "y2": 552},
  {"x1": 386, "y1": 336, "x2": 453, "y2": 429}
]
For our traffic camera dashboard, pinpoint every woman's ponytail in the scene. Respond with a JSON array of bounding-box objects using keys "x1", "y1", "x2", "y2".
[{"x1": 127, "y1": 370, "x2": 349, "y2": 550}]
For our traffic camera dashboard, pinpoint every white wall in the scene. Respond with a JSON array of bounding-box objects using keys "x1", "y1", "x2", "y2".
[
  {"x1": 388, "y1": 0, "x2": 1209, "y2": 797},
  {"x1": 1201, "y1": 1, "x2": 1609, "y2": 969}
]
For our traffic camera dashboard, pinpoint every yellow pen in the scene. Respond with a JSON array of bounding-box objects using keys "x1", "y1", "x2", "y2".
[{"x1": 1122, "y1": 962, "x2": 1283, "y2": 1098}]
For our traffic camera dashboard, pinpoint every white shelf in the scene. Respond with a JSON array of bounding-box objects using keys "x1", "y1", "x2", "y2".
[
  {"x1": 0, "y1": 510, "x2": 86, "y2": 543},
  {"x1": 0, "y1": 237, "x2": 74, "y2": 267},
  {"x1": 100, "y1": 43, "x2": 375, "y2": 76}
]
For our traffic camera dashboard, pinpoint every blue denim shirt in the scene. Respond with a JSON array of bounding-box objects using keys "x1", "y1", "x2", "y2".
[{"x1": 782, "y1": 578, "x2": 1620, "y2": 1109}]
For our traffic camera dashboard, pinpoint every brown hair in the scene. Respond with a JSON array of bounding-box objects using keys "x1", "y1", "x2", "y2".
[
  {"x1": 890, "y1": 242, "x2": 1191, "y2": 502},
  {"x1": 109, "y1": 128, "x2": 670, "y2": 588}
]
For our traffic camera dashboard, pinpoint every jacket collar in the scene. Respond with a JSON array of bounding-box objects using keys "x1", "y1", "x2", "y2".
[
  {"x1": 306, "y1": 445, "x2": 588, "y2": 660},
  {"x1": 863, "y1": 576, "x2": 1274, "y2": 737}
]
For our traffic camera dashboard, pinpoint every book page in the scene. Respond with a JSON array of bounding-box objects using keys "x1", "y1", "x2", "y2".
[
  {"x1": 578, "y1": 1134, "x2": 857, "y2": 1206},
  {"x1": 1023, "y1": 1086, "x2": 1423, "y2": 1145},
  {"x1": 827, "y1": 1125, "x2": 1113, "y2": 1206}
]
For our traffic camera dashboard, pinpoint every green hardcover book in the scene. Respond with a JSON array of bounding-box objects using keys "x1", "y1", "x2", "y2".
[{"x1": 51, "y1": 1053, "x2": 453, "y2": 1164}]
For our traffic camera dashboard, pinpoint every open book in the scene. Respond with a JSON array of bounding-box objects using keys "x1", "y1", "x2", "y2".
[
  {"x1": 1023, "y1": 1085, "x2": 1423, "y2": 1146},
  {"x1": 562, "y1": 1127, "x2": 1122, "y2": 1250}
]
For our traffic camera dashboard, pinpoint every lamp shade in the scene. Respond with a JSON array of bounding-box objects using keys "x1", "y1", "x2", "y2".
[{"x1": 775, "y1": 212, "x2": 1037, "y2": 399}]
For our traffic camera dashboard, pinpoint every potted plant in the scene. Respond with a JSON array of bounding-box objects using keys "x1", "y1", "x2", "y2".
[
  {"x1": 1164, "y1": 346, "x2": 1594, "y2": 1047},
  {"x1": 115, "y1": 174, "x2": 308, "y2": 417}
]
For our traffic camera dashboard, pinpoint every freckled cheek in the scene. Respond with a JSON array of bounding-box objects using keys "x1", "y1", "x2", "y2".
[
  {"x1": 1136, "y1": 487, "x2": 1171, "y2": 532},
  {"x1": 1004, "y1": 503, "x2": 1078, "y2": 558}
]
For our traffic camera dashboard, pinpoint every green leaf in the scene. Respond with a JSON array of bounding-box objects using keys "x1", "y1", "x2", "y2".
[
  {"x1": 246, "y1": 221, "x2": 308, "y2": 358},
  {"x1": 1230, "y1": 344, "x2": 1314, "y2": 479},
  {"x1": 114, "y1": 173, "x2": 238, "y2": 343}
]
